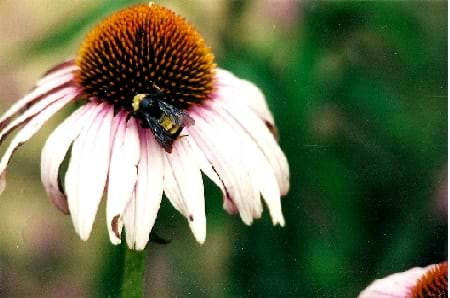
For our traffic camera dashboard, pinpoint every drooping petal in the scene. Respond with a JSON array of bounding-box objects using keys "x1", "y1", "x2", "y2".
[
  {"x1": 185, "y1": 135, "x2": 238, "y2": 214},
  {"x1": 122, "y1": 128, "x2": 164, "y2": 250},
  {"x1": 41, "y1": 102, "x2": 100, "y2": 214},
  {"x1": 0, "y1": 87, "x2": 79, "y2": 144},
  {"x1": 122, "y1": 191, "x2": 137, "y2": 249},
  {"x1": 164, "y1": 137, "x2": 206, "y2": 243},
  {"x1": 205, "y1": 105, "x2": 285, "y2": 226},
  {"x1": 210, "y1": 98, "x2": 290, "y2": 195},
  {"x1": 358, "y1": 266, "x2": 433, "y2": 298},
  {"x1": 65, "y1": 103, "x2": 113, "y2": 241},
  {"x1": 0, "y1": 93, "x2": 74, "y2": 194},
  {"x1": 41, "y1": 59, "x2": 76, "y2": 76},
  {"x1": 104, "y1": 113, "x2": 126, "y2": 243},
  {"x1": 37, "y1": 59, "x2": 78, "y2": 87},
  {"x1": 216, "y1": 68, "x2": 275, "y2": 126},
  {"x1": 106, "y1": 116, "x2": 140, "y2": 245},
  {"x1": 188, "y1": 108, "x2": 262, "y2": 225},
  {"x1": 0, "y1": 71, "x2": 77, "y2": 130}
]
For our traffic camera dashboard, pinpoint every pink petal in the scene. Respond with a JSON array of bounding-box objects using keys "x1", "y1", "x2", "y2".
[
  {"x1": 205, "y1": 105, "x2": 285, "y2": 226},
  {"x1": 41, "y1": 103, "x2": 101, "y2": 214},
  {"x1": 358, "y1": 266, "x2": 431, "y2": 298},
  {"x1": 215, "y1": 69, "x2": 275, "y2": 126},
  {"x1": 0, "y1": 87, "x2": 79, "y2": 144},
  {"x1": 122, "y1": 190, "x2": 137, "y2": 248},
  {"x1": 103, "y1": 113, "x2": 127, "y2": 242},
  {"x1": 184, "y1": 135, "x2": 238, "y2": 214},
  {"x1": 188, "y1": 109, "x2": 262, "y2": 225},
  {"x1": 0, "y1": 93, "x2": 74, "y2": 194},
  {"x1": 0, "y1": 71, "x2": 77, "y2": 130},
  {"x1": 164, "y1": 137, "x2": 206, "y2": 243},
  {"x1": 122, "y1": 128, "x2": 164, "y2": 250},
  {"x1": 36, "y1": 60, "x2": 78, "y2": 87},
  {"x1": 106, "y1": 116, "x2": 140, "y2": 245},
  {"x1": 104, "y1": 113, "x2": 126, "y2": 242},
  {"x1": 211, "y1": 97, "x2": 289, "y2": 196},
  {"x1": 40, "y1": 58, "x2": 76, "y2": 77},
  {"x1": 65, "y1": 103, "x2": 114, "y2": 241}
]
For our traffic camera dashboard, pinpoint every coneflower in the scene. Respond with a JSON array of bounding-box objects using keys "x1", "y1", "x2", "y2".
[
  {"x1": 359, "y1": 262, "x2": 448, "y2": 298},
  {"x1": 0, "y1": 3, "x2": 289, "y2": 250}
]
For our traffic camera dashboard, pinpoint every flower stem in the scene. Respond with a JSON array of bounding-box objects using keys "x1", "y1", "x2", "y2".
[{"x1": 121, "y1": 246, "x2": 148, "y2": 298}]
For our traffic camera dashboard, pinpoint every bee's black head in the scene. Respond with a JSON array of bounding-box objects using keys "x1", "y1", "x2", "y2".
[
  {"x1": 136, "y1": 94, "x2": 161, "y2": 118},
  {"x1": 138, "y1": 95, "x2": 156, "y2": 111}
]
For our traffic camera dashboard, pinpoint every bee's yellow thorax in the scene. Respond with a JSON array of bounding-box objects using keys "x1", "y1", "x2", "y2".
[
  {"x1": 159, "y1": 115, "x2": 181, "y2": 134},
  {"x1": 132, "y1": 94, "x2": 147, "y2": 112}
]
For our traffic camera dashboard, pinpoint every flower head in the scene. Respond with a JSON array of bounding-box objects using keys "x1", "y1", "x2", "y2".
[
  {"x1": 359, "y1": 262, "x2": 448, "y2": 298},
  {"x1": 0, "y1": 3, "x2": 289, "y2": 249}
]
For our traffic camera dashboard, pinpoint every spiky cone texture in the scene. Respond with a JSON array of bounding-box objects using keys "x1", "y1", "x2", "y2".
[
  {"x1": 0, "y1": 4, "x2": 289, "y2": 250},
  {"x1": 359, "y1": 262, "x2": 448, "y2": 298}
]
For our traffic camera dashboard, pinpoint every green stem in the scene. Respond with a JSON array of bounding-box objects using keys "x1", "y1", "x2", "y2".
[{"x1": 120, "y1": 246, "x2": 148, "y2": 298}]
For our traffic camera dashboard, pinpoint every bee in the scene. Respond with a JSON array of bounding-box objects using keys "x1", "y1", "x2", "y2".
[{"x1": 132, "y1": 85, "x2": 194, "y2": 152}]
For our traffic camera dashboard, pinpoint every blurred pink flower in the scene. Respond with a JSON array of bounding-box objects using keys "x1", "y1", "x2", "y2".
[
  {"x1": 359, "y1": 262, "x2": 448, "y2": 298},
  {"x1": 434, "y1": 166, "x2": 447, "y2": 219},
  {"x1": 263, "y1": 0, "x2": 300, "y2": 29},
  {"x1": 0, "y1": 4, "x2": 289, "y2": 250}
]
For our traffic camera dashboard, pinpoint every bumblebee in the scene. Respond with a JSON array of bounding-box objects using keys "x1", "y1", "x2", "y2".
[{"x1": 132, "y1": 86, "x2": 194, "y2": 152}]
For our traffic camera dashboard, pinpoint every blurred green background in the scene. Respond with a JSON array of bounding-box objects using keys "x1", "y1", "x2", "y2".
[{"x1": 0, "y1": 0, "x2": 447, "y2": 297}]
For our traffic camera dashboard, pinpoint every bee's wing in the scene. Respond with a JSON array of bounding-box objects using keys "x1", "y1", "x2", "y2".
[
  {"x1": 158, "y1": 100, "x2": 194, "y2": 127},
  {"x1": 139, "y1": 111, "x2": 175, "y2": 153}
]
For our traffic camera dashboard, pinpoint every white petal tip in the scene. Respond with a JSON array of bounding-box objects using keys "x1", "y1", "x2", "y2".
[
  {"x1": 0, "y1": 171, "x2": 6, "y2": 195},
  {"x1": 134, "y1": 243, "x2": 147, "y2": 251},
  {"x1": 79, "y1": 232, "x2": 91, "y2": 242},
  {"x1": 109, "y1": 215, "x2": 123, "y2": 244},
  {"x1": 133, "y1": 235, "x2": 151, "y2": 251},
  {"x1": 280, "y1": 182, "x2": 290, "y2": 196},
  {"x1": 132, "y1": 233, "x2": 150, "y2": 250},
  {"x1": 194, "y1": 236, "x2": 206, "y2": 245},
  {"x1": 271, "y1": 212, "x2": 286, "y2": 227},
  {"x1": 241, "y1": 216, "x2": 253, "y2": 226},
  {"x1": 48, "y1": 192, "x2": 70, "y2": 214},
  {"x1": 189, "y1": 218, "x2": 206, "y2": 244},
  {"x1": 195, "y1": 234, "x2": 206, "y2": 245},
  {"x1": 191, "y1": 229, "x2": 206, "y2": 244},
  {"x1": 277, "y1": 217, "x2": 286, "y2": 227},
  {"x1": 78, "y1": 221, "x2": 96, "y2": 241},
  {"x1": 110, "y1": 236, "x2": 122, "y2": 245}
]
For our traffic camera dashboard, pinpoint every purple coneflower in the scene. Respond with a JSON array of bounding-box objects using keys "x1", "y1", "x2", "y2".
[
  {"x1": 359, "y1": 262, "x2": 448, "y2": 297},
  {"x1": 0, "y1": 3, "x2": 289, "y2": 250}
]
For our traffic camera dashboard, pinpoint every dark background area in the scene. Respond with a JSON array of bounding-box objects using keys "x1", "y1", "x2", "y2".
[{"x1": 0, "y1": 1, "x2": 447, "y2": 297}]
